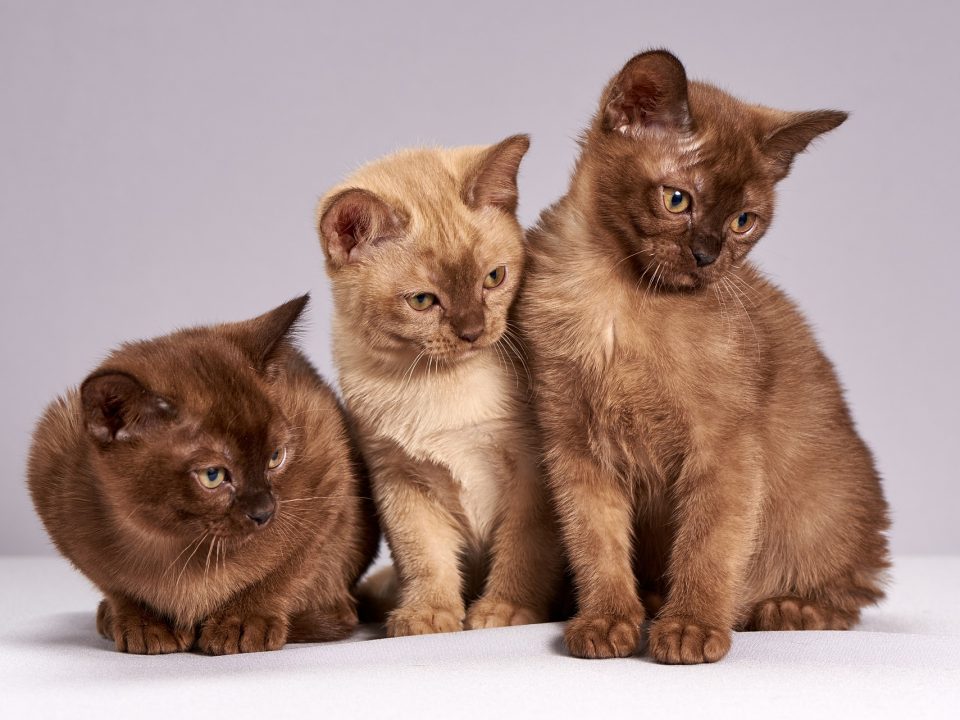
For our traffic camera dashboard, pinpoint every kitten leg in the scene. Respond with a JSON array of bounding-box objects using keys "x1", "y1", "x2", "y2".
[
  {"x1": 374, "y1": 458, "x2": 466, "y2": 637},
  {"x1": 647, "y1": 439, "x2": 762, "y2": 664},
  {"x1": 97, "y1": 595, "x2": 194, "y2": 654},
  {"x1": 466, "y1": 454, "x2": 562, "y2": 629},
  {"x1": 551, "y1": 454, "x2": 644, "y2": 659}
]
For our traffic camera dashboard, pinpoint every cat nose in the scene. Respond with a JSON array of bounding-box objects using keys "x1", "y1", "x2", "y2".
[
  {"x1": 692, "y1": 248, "x2": 717, "y2": 267},
  {"x1": 243, "y1": 493, "x2": 276, "y2": 528},
  {"x1": 458, "y1": 326, "x2": 483, "y2": 343},
  {"x1": 691, "y1": 235, "x2": 722, "y2": 267},
  {"x1": 452, "y1": 307, "x2": 485, "y2": 344}
]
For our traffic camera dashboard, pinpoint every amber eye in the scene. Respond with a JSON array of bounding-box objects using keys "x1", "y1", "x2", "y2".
[
  {"x1": 267, "y1": 447, "x2": 286, "y2": 470},
  {"x1": 483, "y1": 265, "x2": 506, "y2": 289},
  {"x1": 662, "y1": 187, "x2": 691, "y2": 213},
  {"x1": 198, "y1": 467, "x2": 227, "y2": 489},
  {"x1": 406, "y1": 292, "x2": 436, "y2": 311},
  {"x1": 730, "y1": 212, "x2": 756, "y2": 234}
]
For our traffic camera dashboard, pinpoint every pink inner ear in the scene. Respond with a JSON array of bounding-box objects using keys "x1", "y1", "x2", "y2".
[
  {"x1": 612, "y1": 78, "x2": 663, "y2": 126},
  {"x1": 320, "y1": 188, "x2": 407, "y2": 267},
  {"x1": 602, "y1": 51, "x2": 691, "y2": 133},
  {"x1": 332, "y1": 206, "x2": 365, "y2": 259}
]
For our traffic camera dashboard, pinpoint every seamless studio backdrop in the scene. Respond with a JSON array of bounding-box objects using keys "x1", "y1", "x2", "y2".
[{"x1": 1, "y1": 0, "x2": 957, "y2": 556}]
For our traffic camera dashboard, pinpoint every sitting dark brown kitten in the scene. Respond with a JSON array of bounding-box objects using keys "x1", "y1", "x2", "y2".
[
  {"x1": 27, "y1": 296, "x2": 378, "y2": 654},
  {"x1": 518, "y1": 50, "x2": 890, "y2": 663}
]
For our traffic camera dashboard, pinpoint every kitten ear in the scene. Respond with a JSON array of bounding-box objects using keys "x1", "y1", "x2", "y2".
[
  {"x1": 81, "y1": 371, "x2": 176, "y2": 443},
  {"x1": 601, "y1": 50, "x2": 692, "y2": 134},
  {"x1": 230, "y1": 294, "x2": 309, "y2": 371},
  {"x1": 461, "y1": 134, "x2": 530, "y2": 214},
  {"x1": 318, "y1": 188, "x2": 408, "y2": 268},
  {"x1": 761, "y1": 110, "x2": 848, "y2": 180}
]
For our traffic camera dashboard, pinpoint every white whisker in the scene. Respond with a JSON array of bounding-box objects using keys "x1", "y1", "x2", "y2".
[{"x1": 175, "y1": 532, "x2": 208, "y2": 587}]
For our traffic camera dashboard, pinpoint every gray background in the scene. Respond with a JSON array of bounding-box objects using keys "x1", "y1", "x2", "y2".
[{"x1": 1, "y1": 0, "x2": 957, "y2": 555}]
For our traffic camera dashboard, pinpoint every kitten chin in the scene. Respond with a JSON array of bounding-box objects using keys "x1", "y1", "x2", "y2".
[
  {"x1": 27, "y1": 296, "x2": 378, "y2": 655},
  {"x1": 319, "y1": 137, "x2": 567, "y2": 636},
  {"x1": 520, "y1": 49, "x2": 889, "y2": 664}
]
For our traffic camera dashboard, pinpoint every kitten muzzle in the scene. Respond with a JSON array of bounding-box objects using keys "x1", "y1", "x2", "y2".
[
  {"x1": 238, "y1": 491, "x2": 276, "y2": 529},
  {"x1": 690, "y1": 235, "x2": 722, "y2": 268}
]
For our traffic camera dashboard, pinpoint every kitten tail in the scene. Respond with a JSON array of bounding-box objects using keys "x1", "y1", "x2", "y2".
[{"x1": 355, "y1": 565, "x2": 399, "y2": 624}]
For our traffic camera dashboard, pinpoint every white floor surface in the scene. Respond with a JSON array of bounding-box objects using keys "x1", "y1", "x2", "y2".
[{"x1": 1, "y1": 555, "x2": 957, "y2": 719}]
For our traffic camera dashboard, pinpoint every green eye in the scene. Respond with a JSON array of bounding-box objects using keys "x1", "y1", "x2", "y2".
[
  {"x1": 730, "y1": 212, "x2": 756, "y2": 234},
  {"x1": 406, "y1": 292, "x2": 436, "y2": 311},
  {"x1": 662, "y1": 187, "x2": 691, "y2": 213},
  {"x1": 483, "y1": 265, "x2": 506, "y2": 289},
  {"x1": 268, "y1": 447, "x2": 286, "y2": 470},
  {"x1": 199, "y1": 467, "x2": 226, "y2": 489}
]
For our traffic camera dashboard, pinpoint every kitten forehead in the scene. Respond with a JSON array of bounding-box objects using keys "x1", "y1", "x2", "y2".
[
  {"x1": 318, "y1": 144, "x2": 495, "y2": 228},
  {"x1": 629, "y1": 82, "x2": 775, "y2": 208},
  {"x1": 319, "y1": 143, "x2": 523, "y2": 280},
  {"x1": 100, "y1": 332, "x2": 277, "y2": 431}
]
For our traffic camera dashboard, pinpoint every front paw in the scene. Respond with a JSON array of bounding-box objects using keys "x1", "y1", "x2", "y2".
[
  {"x1": 97, "y1": 599, "x2": 193, "y2": 655},
  {"x1": 386, "y1": 603, "x2": 463, "y2": 637},
  {"x1": 565, "y1": 612, "x2": 643, "y2": 659},
  {"x1": 648, "y1": 615, "x2": 731, "y2": 664},
  {"x1": 465, "y1": 597, "x2": 544, "y2": 629},
  {"x1": 197, "y1": 614, "x2": 289, "y2": 655}
]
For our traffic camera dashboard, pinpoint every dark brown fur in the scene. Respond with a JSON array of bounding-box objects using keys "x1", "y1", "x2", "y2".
[
  {"x1": 518, "y1": 50, "x2": 890, "y2": 664},
  {"x1": 28, "y1": 296, "x2": 378, "y2": 654}
]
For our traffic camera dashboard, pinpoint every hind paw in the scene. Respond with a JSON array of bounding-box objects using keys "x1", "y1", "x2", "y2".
[
  {"x1": 747, "y1": 597, "x2": 855, "y2": 631},
  {"x1": 466, "y1": 597, "x2": 543, "y2": 629}
]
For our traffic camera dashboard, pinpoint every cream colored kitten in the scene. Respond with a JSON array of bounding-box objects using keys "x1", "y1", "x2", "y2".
[{"x1": 317, "y1": 136, "x2": 562, "y2": 635}]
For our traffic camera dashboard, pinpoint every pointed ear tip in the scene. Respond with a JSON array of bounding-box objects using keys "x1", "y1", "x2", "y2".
[
  {"x1": 292, "y1": 292, "x2": 310, "y2": 309},
  {"x1": 492, "y1": 133, "x2": 531, "y2": 156},
  {"x1": 806, "y1": 109, "x2": 848, "y2": 127},
  {"x1": 278, "y1": 293, "x2": 310, "y2": 322},
  {"x1": 647, "y1": 47, "x2": 683, "y2": 62},
  {"x1": 831, "y1": 110, "x2": 850, "y2": 125},
  {"x1": 621, "y1": 48, "x2": 686, "y2": 74}
]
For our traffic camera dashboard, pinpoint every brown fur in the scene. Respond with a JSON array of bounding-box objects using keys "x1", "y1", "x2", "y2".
[
  {"x1": 27, "y1": 296, "x2": 378, "y2": 654},
  {"x1": 317, "y1": 137, "x2": 564, "y2": 637},
  {"x1": 518, "y1": 50, "x2": 890, "y2": 664}
]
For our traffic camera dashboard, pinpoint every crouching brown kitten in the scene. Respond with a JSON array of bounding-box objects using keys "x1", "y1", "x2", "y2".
[
  {"x1": 317, "y1": 137, "x2": 564, "y2": 636},
  {"x1": 519, "y1": 50, "x2": 890, "y2": 664},
  {"x1": 27, "y1": 296, "x2": 378, "y2": 654}
]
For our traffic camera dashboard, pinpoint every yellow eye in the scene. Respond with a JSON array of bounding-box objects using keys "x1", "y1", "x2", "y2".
[
  {"x1": 483, "y1": 265, "x2": 506, "y2": 289},
  {"x1": 730, "y1": 212, "x2": 756, "y2": 234},
  {"x1": 199, "y1": 467, "x2": 226, "y2": 489},
  {"x1": 267, "y1": 447, "x2": 286, "y2": 470},
  {"x1": 662, "y1": 187, "x2": 691, "y2": 213},
  {"x1": 406, "y1": 292, "x2": 436, "y2": 311}
]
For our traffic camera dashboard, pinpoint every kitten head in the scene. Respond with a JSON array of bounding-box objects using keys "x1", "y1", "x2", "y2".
[
  {"x1": 582, "y1": 49, "x2": 846, "y2": 290},
  {"x1": 80, "y1": 296, "x2": 309, "y2": 545},
  {"x1": 318, "y1": 135, "x2": 530, "y2": 367}
]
